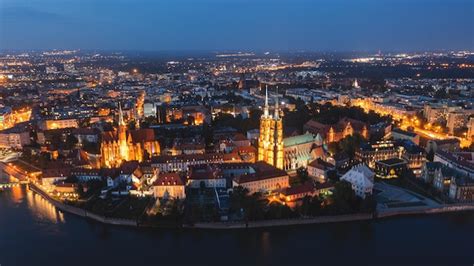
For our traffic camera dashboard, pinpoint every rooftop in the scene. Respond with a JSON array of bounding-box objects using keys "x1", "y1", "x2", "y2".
[{"x1": 376, "y1": 158, "x2": 407, "y2": 166}]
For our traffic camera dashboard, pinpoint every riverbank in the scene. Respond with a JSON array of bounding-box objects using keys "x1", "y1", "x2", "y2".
[
  {"x1": 4, "y1": 187, "x2": 474, "y2": 266},
  {"x1": 185, "y1": 213, "x2": 374, "y2": 229},
  {"x1": 377, "y1": 204, "x2": 474, "y2": 219},
  {"x1": 28, "y1": 183, "x2": 474, "y2": 229},
  {"x1": 29, "y1": 183, "x2": 138, "y2": 227}
]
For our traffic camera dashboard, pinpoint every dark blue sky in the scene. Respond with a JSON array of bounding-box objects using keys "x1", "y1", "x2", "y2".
[{"x1": 0, "y1": 0, "x2": 473, "y2": 51}]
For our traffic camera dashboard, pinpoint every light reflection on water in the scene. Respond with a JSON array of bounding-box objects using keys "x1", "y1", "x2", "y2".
[
  {"x1": 25, "y1": 186, "x2": 65, "y2": 224},
  {"x1": 3, "y1": 185, "x2": 66, "y2": 225},
  {"x1": 1, "y1": 183, "x2": 474, "y2": 265}
]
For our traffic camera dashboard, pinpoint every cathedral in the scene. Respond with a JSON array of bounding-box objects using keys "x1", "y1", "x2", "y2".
[
  {"x1": 304, "y1": 117, "x2": 369, "y2": 143},
  {"x1": 258, "y1": 88, "x2": 284, "y2": 169},
  {"x1": 100, "y1": 104, "x2": 160, "y2": 167}
]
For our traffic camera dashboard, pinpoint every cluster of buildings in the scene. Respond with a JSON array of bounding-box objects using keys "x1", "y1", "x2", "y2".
[
  {"x1": 420, "y1": 150, "x2": 474, "y2": 202},
  {"x1": 1, "y1": 50, "x2": 474, "y2": 219}
]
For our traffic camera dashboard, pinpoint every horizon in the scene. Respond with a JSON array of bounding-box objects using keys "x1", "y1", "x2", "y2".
[{"x1": 1, "y1": 48, "x2": 473, "y2": 54}]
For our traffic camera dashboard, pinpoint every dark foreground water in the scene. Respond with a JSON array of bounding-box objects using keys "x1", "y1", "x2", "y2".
[{"x1": 0, "y1": 186, "x2": 473, "y2": 266}]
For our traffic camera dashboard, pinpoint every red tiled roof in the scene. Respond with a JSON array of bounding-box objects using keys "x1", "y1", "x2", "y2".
[
  {"x1": 154, "y1": 173, "x2": 184, "y2": 186},
  {"x1": 305, "y1": 117, "x2": 367, "y2": 135},
  {"x1": 235, "y1": 146, "x2": 257, "y2": 154},
  {"x1": 188, "y1": 165, "x2": 223, "y2": 180},
  {"x1": 308, "y1": 158, "x2": 334, "y2": 170},
  {"x1": 234, "y1": 161, "x2": 288, "y2": 184},
  {"x1": 223, "y1": 153, "x2": 241, "y2": 161},
  {"x1": 281, "y1": 182, "x2": 315, "y2": 196},
  {"x1": 102, "y1": 128, "x2": 156, "y2": 143},
  {"x1": 42, "y1": 168, "x2": 71, "y2": 178},
  {"x1": 130, "y1": 129, "x2": 156, "y2": 143},
  {"x1": 314, "y1": 181, "x2": 334, "y2": 190},
  {"x1": 311, "y1": 146, "x2": 325, "y2": 158},
  {"x1": 120, "y1": 161, "x2": 140, "y2": 175}
]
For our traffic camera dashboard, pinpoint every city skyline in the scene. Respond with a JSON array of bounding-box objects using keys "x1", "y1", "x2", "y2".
[
  {"x1": 1, "y1": 1, "x2": 474, "y2": 265},
  {"x1": 1, "y1": 0, "x2": 473, "y2": 52}
]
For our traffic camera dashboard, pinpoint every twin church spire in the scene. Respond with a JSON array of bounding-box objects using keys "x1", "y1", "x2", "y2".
[
  {"x1": 263, "y1": 85, "x2": 280, "y2": 120},
  {"x1": 258, "y1": 85, "x2": 284, "y2": 169}
]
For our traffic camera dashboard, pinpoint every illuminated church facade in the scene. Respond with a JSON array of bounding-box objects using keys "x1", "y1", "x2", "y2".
[
  {"x1": 100, "y1": 104, "x2": 160, "y2": 167},
  {"x1": 258, "y1": 88, "x2": 284, "y2": 169}
]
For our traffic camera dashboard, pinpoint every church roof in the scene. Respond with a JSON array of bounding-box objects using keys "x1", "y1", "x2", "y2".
[
  {"x1": 101, "y1": 128, "x2": 156, "y2": 143},
  {"x1": 102, "y1": 130, "x2": 118, "y2": 142},
  {"x1": 283, "y1": 133, "x2": 316, "y2": 147},
  {"x1": 130, "y1": 129, "x2": 156, "y2": 143}
]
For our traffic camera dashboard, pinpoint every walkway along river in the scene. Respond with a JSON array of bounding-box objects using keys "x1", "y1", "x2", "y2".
[{"x1": 27, "y1": 181, "x2": 474, "y2": 229}]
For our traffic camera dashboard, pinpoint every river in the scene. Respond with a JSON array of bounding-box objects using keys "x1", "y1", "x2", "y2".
[{"x1": 0, "y1": 186, "x2": 473, "y2": 266}]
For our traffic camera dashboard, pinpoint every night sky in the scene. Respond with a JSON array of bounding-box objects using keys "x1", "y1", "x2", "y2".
[{"x1": 0, "y1": 0, "x2": 473, "y2": 51}]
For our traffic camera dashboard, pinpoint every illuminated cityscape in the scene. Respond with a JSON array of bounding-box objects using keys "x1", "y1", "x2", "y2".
[{"x1": 0, "y1": 0, "x2": 473, "y2": 265}]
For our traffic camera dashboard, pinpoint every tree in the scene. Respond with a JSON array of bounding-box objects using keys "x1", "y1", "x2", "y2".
[
  {"x1": 299, "y1": 195, "x2": 322, "y2": 216},
  {"x1": 359, "y1": 195, "x2": 377, "y2": 213},
  {"x1": 427, "y1": 147, "x2": 435, "y2": 162},
  {"x1": 296, "y1": 167, "x2": 310, "y2": 184},
  {"x1": 328, "y1": 142, "x2": 340, "y2": 155},
  {"x1": 434, "y1": 88, "x2": 447, "y2": 99},
  {"x1": 65, "y1": 134, "x2": 78, "y2": 150},
  {"x1": 245, "y1": 192, "x2": 267, "y2": 221},
  {"x1": 327, "y1": 170, "x2": 339, "y2": 182},
  {"x1": 330, "y1": 181, "x2": 360, "y2": 214},
  {"x1": 186, "y1": 115, "x2": 195, "y2": 126},
  {"x1": 82, "y1": 140, "x2": 100, "y2": 154},
  {"x1": 202, "y1": 122, "x2": 214, "y2": 148},
  {"x1": 229, "y1": 186, "x2": 266, "y2": 221},
  {"x1": 199, "y1": 181, "x2": 206, "y2": 191},
  {"x1": 283, "y1": 99, "x2": 311, "y2": 132},
  {"x1": 128, "y1": 120, "x2": 136, "y2": 130},
  {"x1": 265, "y1": 202, "x2": 295, "y2": 219},
  {"x1": 338, "y1": 133, "x2": 364, "y2": 158},
  {"x1": 229, "y1": 186, "x2": 250, "y2": 214},
  {"x1": 21, "y1": 148, "x2": 33, "y2": 162},
  {"x1": 38, "y1": 152, "x2": 51, "y2": 168},
  {"x1": 143, "y1": 149, "x2": 150, "y2": 161}
]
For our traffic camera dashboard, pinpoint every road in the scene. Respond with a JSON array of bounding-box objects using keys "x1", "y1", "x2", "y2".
[
  {"x1": 0, "y1": 162, "x2": 29, "y2": 182},
  {"x1": 0, "y1": 151, "x2": 20, "y2": 163},
  {"x1": 400, "y1": 124, "x2": 471, "y2": 148}
]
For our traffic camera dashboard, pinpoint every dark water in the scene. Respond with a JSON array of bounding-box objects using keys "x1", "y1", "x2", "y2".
[{"x1": 0, "y1": 186, "x2": 473, "y2": 266}]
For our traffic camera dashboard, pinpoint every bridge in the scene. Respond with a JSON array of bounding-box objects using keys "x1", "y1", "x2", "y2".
[
  {"x1": 0, "y1": 183, "x2": 20, "y2": 189},
  {"x1": 0, "y1": 162, "x2": 30, "y2": 183}
]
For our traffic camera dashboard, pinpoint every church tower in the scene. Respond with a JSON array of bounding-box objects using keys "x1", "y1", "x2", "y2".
[
  {"x1": 258, "y1": 86, "x2": 284, "y2": 169},
  {"x1": 118, "y1": 103, "x2": 130, "y2": 161}
]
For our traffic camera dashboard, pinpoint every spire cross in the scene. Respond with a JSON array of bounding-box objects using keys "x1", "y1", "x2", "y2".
[
  {"x1": 118, "y1": 102, "x2": 125, "y2": 126},
  {"x1": 264, "y1": 85, "x2": 269, "y2": 117},
  {"x1": 274, "y1": 86, "x2": 279, "y2": 119}
]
